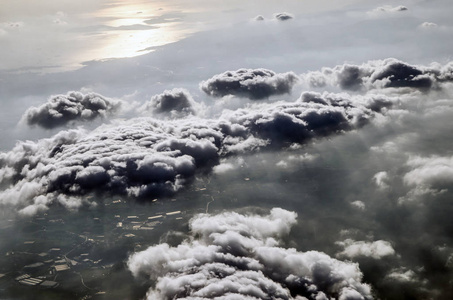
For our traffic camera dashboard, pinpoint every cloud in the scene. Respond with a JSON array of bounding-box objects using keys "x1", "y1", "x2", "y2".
[
  {"x1": 222, "y1": 93, "x2": 377, "y2": 149},
  {"x1": 200, "y1": 68, "x2": 299, "y2": 100},
  {"x1": 274, "y1": 12, "x2": 294, "y2": 21},
  {"x1": 373, "y1": 171, "x2": 390, "y2": 190},
  {"x1": 350, "y1": 201, "x2": 366, "y2": 210},
  {"x1": 128, "y1": 208, "x2": 373, "y2": 300},
  {"x1": 254, "y1": 15, "x2": 264, "y2": 21},
  {"x1": 22, "y1": 91, "x2": 124, "y2": 129},
  {"x1": 1, "y1": 22, "x2": 25, "y2": 29},
  {"x1": 1, "y1": 90, "x2": 379, "y2": 215},
  {"x1": 140, "y1": 88, "x2": 198, "y2": 118},
  {"x1": 404, "y1": 156, "x2": 453, "y2": 187},
  {"x1": 213, "y1": 162, "x2": 236, "y2": 174},
  {"x1": 336, "y1": 239, "x2": 396, "y2": 260},
  {"x1": 368, "y1": 5, "x2": 408, "y2": 15},
  {"x1": 0, "y1": 120, "x2": 219, "y2": 215},
  {"x1": 385, "y1": 268, "x2": 418, "y2": 283},
  {"x1": 420, "y1": 22, "x2": 438, "y2": 29},
  {"x1": 303, "y1": 59, "x2": 453, "y2": 92}
]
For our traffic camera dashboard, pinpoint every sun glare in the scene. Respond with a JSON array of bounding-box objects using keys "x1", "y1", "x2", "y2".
[{"x1": 79, "y1": 1, "x2": 193, "y2": 63}]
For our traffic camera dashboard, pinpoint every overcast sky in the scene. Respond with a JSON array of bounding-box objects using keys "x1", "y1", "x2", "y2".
[{"x1": 1, "y1": 1, "x2": 453, "y2": 299}]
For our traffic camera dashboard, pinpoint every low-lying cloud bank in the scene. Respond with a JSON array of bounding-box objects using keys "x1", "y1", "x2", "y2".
[
  {"x1": 200, "y1": 68, "x2": 299, "y2": 100},
  {"x1": 128, "y1": 208, "x2": 373, "y2": 300},
  {"x1": 22, "y1": 91, "x2": 123, "y2": 129},
  {"x1": 303, "y1": 59, "x2": 453, "y2": 92},
  {"x1": 0, "y1": 91, "x2": 381, "y2": 215}
]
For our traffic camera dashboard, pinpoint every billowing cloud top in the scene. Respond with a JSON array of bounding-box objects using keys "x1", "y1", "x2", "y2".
[
  {"x1": 336, "y1": 239, "x2": 396, "y2": 260},
  {"x1": 200, "y1": 68, "x2": 299, "y2": 100},
  {"x1": 0, "y1": 91, "x2": 378, "y2": 215},
  {"x1": 22, "y1": 91, "x2": 123, "y2": 129},
  {"x1": 141, "y1": 88, "x2": 197, "y2": 118},
  {"x1": 403, "y1": 156, "x2": 453, "y2": 187},
  {"x1": 303, "y1": 59, "x2": 453, "y2": 92},
  {"x1": 128, "y1": 208, "x2": 373, "y2": 299}
]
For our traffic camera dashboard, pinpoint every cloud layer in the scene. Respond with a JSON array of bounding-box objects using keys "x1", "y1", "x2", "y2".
[
  {"x1": 1, "y1": 90, "x2": 380, "y2": 215},
  {"x1": 128, "y1": 208, "x2": 373, "y2": 300},
  {"x1": 303, "y1": 59, "x2": 453, "y2": 92},
  {"x1": 22, "y1": 91, "x2": 123, "y2": 129},
  {"x1": 200, "y1": 68, "x2": 299, "y2": 100}
]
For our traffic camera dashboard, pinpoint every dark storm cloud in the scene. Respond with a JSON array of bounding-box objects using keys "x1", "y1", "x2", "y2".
[
  {"x1": 128, "y1": 208, "x2": 373, "y2": 300},
  {"x1": 0, "y1": 91, "x2": 379, "y2": 215},
  {"x1": 303, "y1": 59, "x2": 453, "y2": 92},
  {"x1": 22, "y1": 91, "x2": 123, "y2": 129},
  {"x1": 141, "y1": 88, "x2": 198, "y2": 118},
  {"x1": 200, "y1": 68, "x2": 299, "y2": 100},
  {"x1": 274, "y1": 12, "x2": 294, "y2": 21}
]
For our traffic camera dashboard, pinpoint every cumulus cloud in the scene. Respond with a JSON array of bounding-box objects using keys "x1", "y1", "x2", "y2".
[
  {"x1": 140, "y1": 88, "x2": 199, "y2": 118},
  {"x1": 303, "y1": 59, "x2": 453, "y2": 92},
  {"x1": 128, "y1": 208, "x2": 373, "y2": 300},
  {"x1": 1, "y1": 91, "x2": 379, "y2": 214},
  {"x1": 350, "y1": 201, "x2": 366, "y2": 210},
  {"x1": 254, "y1": 15, "x2": 264, "y2": 21},
  {"x1": 385, "y1": 268, "x2": 418, "y2": 283},
  {"x1": 373, "y1": 171, "x2": 390, "y2": 190},
  {"x1": 419, "y1": 22, "x2": 438, "y2": 29},
  {"x1": 336, "y1": 239, "x2": 396, "y2": 260},
  {"x1": 404, "y1": 156, "x2": 453, "y2": 188},
  {"x1": 276, "y1": 153, "x2": 318, "y2": 170},
  {"x1": 22, "y1": 91, "x2": 124, "y2": 129},
  {"x1": 200, "y1": 68, "x2": 299, "y2": 100},
  {"x1": 213, "y1": 162, "x2": 236, "y2": 174},
  {"x1": 274, "y1": 12, "x2": 294, "y2": 21},
  {"x1": 368, "y1": 5, "x2": 408, "y2": 15},
  {"x1": 0, "y1": 120, "x2": 221, "y2": 214}
]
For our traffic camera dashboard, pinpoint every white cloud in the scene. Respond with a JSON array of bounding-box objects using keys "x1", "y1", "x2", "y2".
[
  {"x1": 350, "y1": 200, "x2": 366, "y2": 210},
  {"x1": 336, "y1": 239, "x2": 396, "y2": 259},
  {"x1": 420, "y1": 22, "x2": 438, "y2": 29},
  {"x1": 368, "y1": 5, "x2": 408, "y2": 16},
  {"x1": 404, "y1": 156, "x2": 453, "y2": 187},
  {"x1": 385, "y1": 268, "x2": 418, "y2": 283},
  {"x1": 213, "y1": 162, "x2": 235, "y2": 174},
  {"x1": 1, "y1": 90, "x2": 380, "y2": 215},
  {"x1": 128, "y1": 208, "x2": 373, "y2": 299},
  {"x1": 373, "y1": 171, "x2": 390, "y2": 190}
]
